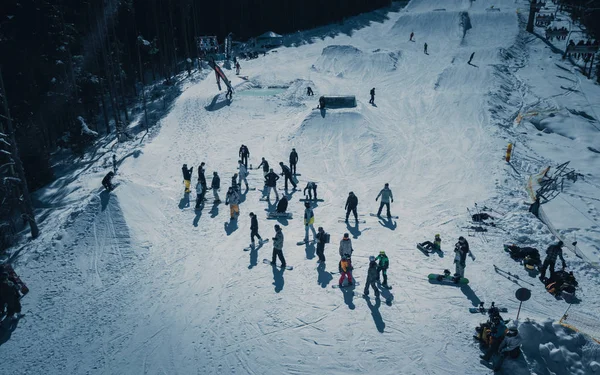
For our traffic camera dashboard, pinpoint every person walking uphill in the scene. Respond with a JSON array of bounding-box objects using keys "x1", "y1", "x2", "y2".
[
  {"x1": 303, "y1": 202, "x2": 317, "y2": 243},
  {"x1": 225, "y1": 186, "x2": 241, "y2": 219},
  {"x1": 363, "y1": 256, "x2": 380, "y2": 298},
  {"x1": 338, "y1": 255, "x2": 353, "y2": 287},
  {"x1": 264, "y1": 169, "x2": 279, "y2": 201},
  {"x1": 540, "y1": 241, "x2": 566, "y2": 282},
  {"x1": 271, "y1": 225, "x2": 286, "y2": 268},
  {"x1": 182, "y1": 164, "x2": 193, "y2": 193},
  {"x1": 369, "y1": 88, "x2": 375, "y2": 105},
  {"x1": 239, "y1": 144, "x2": 250, "y2": 168},
  {"x1": 289, "y1": 148, "x2": 299, "y2": 175},
  {"x1": 345, "y1": 191, "x2": 358, "y2": 222},
  {"x1": 249, "y1": 212, "x2": 263, "y2": 246},
  {"x1": 211, "y1": 172, "x2": 221, "y2": 203},
  {"x1": 279, "y1": 162, "x2": 297, "y2": 190},
  {"x1": 376, "y1": 183, "x2": 394, "y2": 218},
  {"x1": 454, "y1": 236, "x2": 475, "y2": 281}
]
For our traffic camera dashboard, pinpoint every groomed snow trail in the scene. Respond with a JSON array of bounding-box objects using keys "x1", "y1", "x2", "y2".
[{"x1": 2, "y1": 1, "x2": 599, "y2": 374}]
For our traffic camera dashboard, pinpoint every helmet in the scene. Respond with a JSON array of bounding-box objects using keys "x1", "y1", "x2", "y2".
[
  {"x1": 304, "y1": 202, "x2": 310, "y2": 208},
  {"x1": 274, "y1": 224, "x2": 281, "y2": 230},
  {"x1": 369, "y1": 256, "x2": 375, "y2": 262},
  {"x1": 183, "y1": 163, "x2": 187, "y2": 167},
  {"x1": 458, "y1": 236, "x2": 466, "y2": 242},
  {"x1": 380, "y1": 250, "x2": 385, "y2": 255},
  {"x1": 435, "y1": 234, "x2": 440, "y2": 238},
  {"x1": 279, "y1": 162, "x2": 284, "y2": 165},
  {"x1": 249, "y1": 212, "x2": 254, "y2": 216},
  {"x1": 349, "y1": 191, "x2": 354, "y2": 195},
  {"x1": 343, "y1": 233, "x2": 349, "y2": 238},
  {"x1": 384, "y1": 183, "x2": 389, "y2": 187},
  {"x1": 558, "y1": 240, "x2": 564, "y2": 247}
]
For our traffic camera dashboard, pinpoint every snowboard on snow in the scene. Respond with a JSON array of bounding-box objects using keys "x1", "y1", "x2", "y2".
[
  {"x1": 243, "y1": 239, "x2": 269, "y2": 251},
  {"x1": 370, "y1": 213, "x2": 399, "y2": 219},
  {"x1": 338, "y1": 219, "x2": 366, "y2": 224},
  {"x1": 417, "y1": 243, "x2": 441, "y2": 255},
  {"x1": 263, "y1": 259, "x2": 293, "y2": 270},
  {"x1": 469, "y1": 306, "x2": 508, "y2": 314},
  {"x1": 296, "y1": 240, "x2": 315, "y2": 246},
  {"x1": 0, "y1": 263, "x2": 29, "y2": 296},
  {"x1": 332, "y1": 282, "x2": 360, "y2": 288},
  {"x1": 267, "y1": 212, "x2": 292, "y2": 219},
  {"x1": 428, "y1": 271, "x2": 469, "y2": 285},
  {"x1": 299, "y1": 198, "x2": 324, "y2": 202}
]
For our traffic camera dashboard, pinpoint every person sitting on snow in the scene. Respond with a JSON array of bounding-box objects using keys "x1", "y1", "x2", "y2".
[{"x1": 420, "y1": 234, "x2": 442, "y2": 252}]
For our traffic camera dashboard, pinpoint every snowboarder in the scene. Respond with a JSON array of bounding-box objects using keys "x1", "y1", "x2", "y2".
[
  {"x1": 454, "y1": 236, "x2": 475, "y2": 280},
  {"x1": 409, "y1": 31, "x2": 414, "y2": 41},
  {"x1": 239, "y1": 145, "x2": 250, "y2": 168},
  {"x1": 315, "y1": 227, "x2": 327, "y2": 263},
  {"x1": 231, "y1": 173, "x2": 239, "y2": 191},
  {"x1": 276, "y1": 196, "x2": 288, "y2": 213},
  {"x1": 303, "y1": 182, "x2": 318, "y2": 200},
  {"x1": 318, "y1": 96, "x2": 326, "y2": 109},
  {"x1": 264, "y1": 168, "x2": 279, "y2": 201},
  {"x1": 375, "y1": 250, "x2": 390, "y2": 288},
  {"x1": 338, "y1": 255, "x2": 353, "y2": 287},
  {"x1": 369, "y1": 88, "x2": 375, "y2": 105},
  {"x1": 102, "y1": 171, "x2": 115, "y2": 191},
  {"x1": 226, "y1": 85, "x2": 233, "y2": 100},
  {"x1": 198, "y1": 162, "x2": 207, "y2": 187},
  {"x1": 289, "y1": 148, "x2": 299, "y2": 175},
  {"x1": 279, "y1": 162, "x2": 297, "y2": 190},
  {"x1": 419, "y1": 234, "x2": 442, "y2": 252},
  {"x1": 539, "y1": 240, "x2": 566, "y2": 282},
  {"x1": 0, "y1": 272, "x2": 21, "y2": 322},
  {"x1": 363, "y1": 256, "x2": 380, "y2": 298},
  {"x1": 195, "y1": 181, "x2": 204, "y2": 209},
  {"x1": 182, "y1": 164, "x2": 193, "y2": 193},
  {"x1": 112, "y1": 155, "x2": 118, "y2": 173},
  {"x1": 257, "y1": 157, "x2": 270, "y2": 177},
  {"x1": 375, "y1": 183, "x2": 394, "y2": 218},
  {"x1": 339, "y1": 233, "x2": 353, "y2": 258},
  {"x1": 306, "y1": 86, "x2": 314, "y2": 96},
  {"x1": 492, "y1": 325, "x2": 522, "y2": 371},
  {"x1": 238, "y1": 160, "x2": 250, "y2": 190},
  {"x1": 468, "y1": 52, "x2": 475, "y2": 65},
  {"x1": 271, "y1": 225, "x2": 286, "y2": 267},
  {"x1": 211, "y1": 172, "x2": 221, "y2": 203},
  {"x1": 249, "y1": 212, "x2": 263, "y2": 245},
  {"x1": 225, "y1": 186, "x2": 241, "y2": 219},
  {"x1": 235, "y1": 61, "x2": 241, "y2": 75},
  {"x1": 424, "y1": 42, "x2": 428, "y2": 54},
  {"x1": 344, "y1": 191, "x2": 358, "y2": 222},
  {"x1": 303, "y1": 202, "x2": 317, "y2": 242}
]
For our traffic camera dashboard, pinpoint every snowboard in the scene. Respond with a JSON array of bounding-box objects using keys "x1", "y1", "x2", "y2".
[
  {"x1": 267, "y1": 212, "x2": 292, "y2": 219},
  {"x1": 0, "y1": 263, "x2": 29, "y2": 296},
  {"x1": 355, "y1": 292, "x2": 380, "y2": 300},
  {"x1": 428, "y1": 272, "x2": 469, "y2": 285},
  {"x1": 469, "y1": 306, "x2": 508, "y2": 314},
  {"x1": 263, "y1": 259, "x2": 293, "y2": 270},
  {"x1": 296, "y1": 240, "x2": 315, "y2": 246},
  {"x1": 299, "y1": 198, "x2": 324, "y2": 202},
  {"x1": 380, "y1": 284, "x2": 393, "y2": 290},
  {"x1": 417, "y1": 243, "x2": 440, "y2": 255},
  {"x1": 338, "y1": 219, "x2": 366, "y2": 224},
  {"x1": 292, "y1": 173, "x2": 302, "y2": 176},
  {"x1": 243, "y1": 239, "x2": 269, "y2": 251},
  {"x1": 370, "y1": 213, "x2": 399, "y2": 219},
  {"x1": 332, "y1": 282, "x2": 360, "y2": 288},
  {"x1": 278, "y1": 187, "x2": 298, "y2": 191}
]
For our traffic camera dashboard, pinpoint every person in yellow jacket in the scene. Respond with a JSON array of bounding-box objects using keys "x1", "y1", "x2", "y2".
[
  {"x1": 303, "y1": 202, "x2": 317, "y2": 243},
  {"x1": 182, "y1": 164, "x2": 193, "y2": 193}
]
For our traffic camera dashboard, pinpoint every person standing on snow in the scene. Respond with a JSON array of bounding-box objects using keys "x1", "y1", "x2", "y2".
[
  {"x1": 249, "y1": 212, "x2": 263, "y2": 246},
  {"x1": 182, "y1": 164, "x2": 193, "y2": 193},
  {"x1": 424, "y1": 42, "x2": 428, "y2": 54},
  {"x1": 315, "y1": 227, "x2": 327, "y2": 263},
  {"x1": 375, "y1": 183, "x2": 394, "y2": 218},
  {"x1": 279, "y1": 162, "x2": 297, "y2": 190},
  {"x1": 102, "y1": 171, "x2": 115, "y2": 191},
  {"x1": 264, "y1": 168, "x2": 279, "y2": 201},
  {"x1": 289, "y1": 148, "x2": 299, "y2": 175},
  {"x1": 369, "y1": 88, "x2": 375, "y2": 105},
  {"x1": 235, "y1": 61, "x2": 241, "y2": 75},
  {"x1": 238, "y1": 160, "x2": 250, "y2": 190},
  {"x1": 539, "y1": 240, "x2": 566, "y2": 282},
  {"x1": 454, "y1": 236, "x2": 475, "y2": 280},
  {"x1": 195, "y1": 181, "x2": 204, "y2": 209},
  {"x1": 363, "y1": 256, "x2": 380, "y2": 298},
  {"x1": 303, "y1": 182, "x2": 318, "y2": 200},
  {"x1": 345, "y1": 191, "x2": 358, "y2": 222},
  {"x1": 339, "y1": 233, "x2": 353, "y2": 258},
  {"x1": 409, "y1": 31, "x2": 414, "y2": 41},
  {"x1": 239, "y1": 145, "x2": 250, "y2": 168},
  {"x1": 303, "y1": 202, "x2": 317, "y2": 243},
  {"x1": 0, "y1": 272, "x2": 22, "y2": 322},
  {"x1": 306, "y1": 87, "x2": 314, "y2": 96},
  {"x1": 225, "y1": 186, "x2": 241, "y2": 219},
  {"x1": 231, "y1": 173, "x2": 239, "y2": 191},
  {"x1": 375, "y1": 250, "x2": 390, "y2": 288},
  {"x1": 338, "y1": 255, "x2": 353, "y2": 287},
  {"x1": 112, "y1": 155, "x2": 118, "y2": 173},
  {"x1": 271, "y1": 225, "x2": 286, "y2": 268},
  {"x1": 198, "y1": 162, "x2": 207, "y2": 187},
  {"x1": 257, "y1": 157, "x2": 270, "y2": 178},
  {"x1": 211, "y1": 172, "x2": 221, "y2": 203}
]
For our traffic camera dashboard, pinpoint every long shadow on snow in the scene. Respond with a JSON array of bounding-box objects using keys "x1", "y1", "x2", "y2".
[
  {"x1": 179, "y1": 192, "x2": 190, "y2": 209},
  {"x1": 461, "y1": 285, "x2": 481, "y2": 307},
  {"x1": 100, "y1": 190, "x2": 111, "y2": 211},
  {"x1": 193, "y1": 207, "x2": 203, "y2": 227},
  {"x1": 363, "y1": 297, "x2": 385, "y2": 333},
  {"x1": 378, "y1": 218, "x2": 397, "y2": 230},
  {"x1": 340, "y1": 286, "x2": 356, "y2": 310},
  {"x1": 224, "y1": 219, "x2": 238, "y2": 235},
  {"x1": 205, "y1": 95, "x2": 231, "y2": 112},
  {"x1": 316, "y1": 262, "x2": 332, "y2": 288},
  {"x1": 346, "y1": 222, "x2": 362, "y2": 238},
  {"x1": 210, "y1": 202, "x2": 220, "y2": 218},
  {"x1": 0, "y1": 316, "x2": 22, "y2": 347},
  {"x1": 272, "y1": 265, "x2": 285, "y2": 293},
  {"x1": 248, "y1": 242, "x2": 266, "y2": 269},
  {"x1": 304, "y1": 242, "x2": 316, "y2": 260},
  {"x1": 378, "y1": 285, "x2": 394, "y2": 306}
]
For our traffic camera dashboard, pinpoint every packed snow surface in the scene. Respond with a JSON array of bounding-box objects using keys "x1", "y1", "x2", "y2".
[{"x1": 2, "y1": 0, "x2": 600, "y2": 374}]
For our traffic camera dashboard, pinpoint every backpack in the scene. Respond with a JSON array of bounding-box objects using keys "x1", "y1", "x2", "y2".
[{"x1": 324, "y1": 233, "x2": 330, "y2": 244}]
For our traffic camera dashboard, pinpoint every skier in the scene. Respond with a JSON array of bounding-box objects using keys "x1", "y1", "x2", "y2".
[
  {"x1": 257, "y1": 157, "x2": 270, "y2": 177},
  {"x1": 492, "y1": 325, "x2": 522, "y2": 371},
  {"x1": 338, "y1": 255, "x2": 353, "y2": 287},
  {"x1": 264, "y1": 168, "x2": 279, "y2": 201},
  {"x1": 409, "y1": 31, "x2": 414, "y2": 41},
  {"x1": 375, "y1": 250, "x2": 390, "y2": 288},
  {"x1": 539, "y1": 240, "x2": 566, "y2": 282},
  {"x1": 211, "y1": 171, "x2": 221, "y2": 203},
  {"x1": 271, "y1": 225, "x2": 286, "y2": 268},
  {"x1": 315, "y1": 227, "x2": 327, "y2": 263},
  {"x1": 454, "y1": 236, "x2": 475, "y2": 280},
  {"x1": 195, "y1": 181, "x2": 204, "y2": 209},
  {"x1": 182, "y1": 164, "x2": 193, "y2": 193},
  {"x1": 198, "y1": 162, "x2": 207, "y2": 187},
  {"x1": 344, "y1": 191, "x2": 358, "y2": 222},
  {"x1": 424, "y1": 42, "x2": 428, "y2": 54},
  {"x1": 112, "y1": 155, "x2": 118, "y2": 173},
  {"x1": 289, "y1": 148, "x2": 299, "y2": 175},
  {"x1": 239, "y1": 145, "x2": 250, "y2": 168},
  {"x1": 102, "y1": 171, "x2": 115, "y2": 191},
  {"x1": 303, "y1": 201, "x2": 317, "y2": 243},
  {"x1": 235, "y1": 61, "x2": 241, "y2": 75},
  {"x1": 226, "y1": 85, "x2": 233, "y2": 100},
  {"x1": 419, "y1": 234, "x2": 442, "y2": 252},
  {"x1": 249, "y1": 212, "x2": 263, "y2": 246},
  {"x1": 375, "y1": 183, "x2": 394, "y2": 218},
  {"x1": 0, "y1": 272, "x2": 21, "y2": 322},
  {"x1": 225, "y1": 186, "x2": 241, "y2": 219},
  {"x1": 276, "y1": 196, "x2": 288, "y2": 213},
  {"x1": 363, "y1": 256, "x2": 380, "y2": 298},
  {"x1": 306, "y1": 86, "x2": 314, "y2": 96},
  {"x1": 231, "y1": 173, "x2": 239, "y2": 191},
  {"x1": 369, "y1": 88, "x2": 375, "y2": 105},
  {"x1": 279, "y1": 162, "x2": 297, "y2": 190},
  {"x1": 238, "y1": 160, "x2": 250, "y2": 190},
  {"x1": 468, "y1": 52, "x2": 475, "y2": 65},
  {"x1": 303, "y1": 182, "x2": 318, "y2": 200},
  {"x1": 339, "y1": 233, "x2": 353, "y2": 258}
]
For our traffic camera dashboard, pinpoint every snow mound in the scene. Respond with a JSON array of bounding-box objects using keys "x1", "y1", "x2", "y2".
[
  {"x1": 404, "y1": 0, "x2": 471, "y2": 12},
  {"x1": 462, "y1": 12, "x2": 518, "y2": 49},
  {"x1": 389, "y1": 11, "x2": 465, "y2": 47},
  {"x1": 279, "y1": 79, "x2": 316, "y2": 105},
  {"x1": 312, "y1": 45, "x2": 398, "y2": 79}
]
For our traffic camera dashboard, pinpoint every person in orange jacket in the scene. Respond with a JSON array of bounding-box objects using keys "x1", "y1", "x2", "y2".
[{"x1": 338, "y1": 255, "x2": 353, "y2": 287}]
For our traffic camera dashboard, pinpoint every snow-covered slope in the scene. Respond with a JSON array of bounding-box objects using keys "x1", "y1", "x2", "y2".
[{"x1": 2, "y1": 0, "x2": 599, "y2": 374}]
